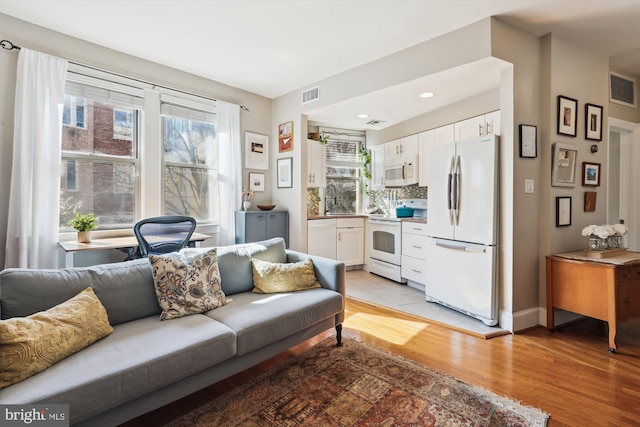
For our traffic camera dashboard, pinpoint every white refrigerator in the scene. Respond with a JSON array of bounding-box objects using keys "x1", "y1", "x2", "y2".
[{"x1": 424, "y1": 135, "x2": 499, "y2": 326}]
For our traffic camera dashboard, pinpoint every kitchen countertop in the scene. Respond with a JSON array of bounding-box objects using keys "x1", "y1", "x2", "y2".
[
  {"x1": 307, "y1": 214, "x2": 426, "y2": 223},
  {"x1": 307, "y1": 214, "x2": 368, "y2": 220}
]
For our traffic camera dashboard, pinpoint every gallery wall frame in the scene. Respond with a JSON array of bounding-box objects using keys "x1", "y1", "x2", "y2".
[
  {"x1": 557, "y1": 95, "x2": 578, "y2": 137},
  {"x1": 556, "y1": 196, "x2": 572, "y2": 227},
  {"x1": 551, "y1": 142, "x2": 579, "y2": 187},
  {"x1": 249, "y1": 172, "x2": 265, "y2": 192},
  {"x1": 585, "y1": 103, "x2": 603, "y2": 141},
  {"x1": 582, "y1": 162, "x2": 601, "y2": 187},
  {"x1": 244, "y1": 131, "x2": 269, "y2": 170},
  {"x1": 277, "y1": 157, "x2": 293, "y2": 188},
  {"x1": 584, "y1": 191, "x2": 597, "y2": 212},
  {"x1": 278, "y1": 121, "x2": 293, "y2": 153},
  {"x1": 518, "y1": 124, "x2": 537, "y2": 158}
]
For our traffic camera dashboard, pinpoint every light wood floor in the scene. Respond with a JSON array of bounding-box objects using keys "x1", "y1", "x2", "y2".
[{"x1": 122, "y1": 298, "x2": 640, "y2": 427}]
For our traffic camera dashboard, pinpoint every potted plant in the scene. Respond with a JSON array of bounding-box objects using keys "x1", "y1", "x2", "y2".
[{"x1": 69, "y1": 213, "x2": 97, "y2": 243}]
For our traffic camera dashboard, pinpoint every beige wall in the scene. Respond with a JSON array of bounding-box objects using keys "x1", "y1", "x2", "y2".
[{"x1": 0, "y1": 13, "x2": 273, "y2": 267}]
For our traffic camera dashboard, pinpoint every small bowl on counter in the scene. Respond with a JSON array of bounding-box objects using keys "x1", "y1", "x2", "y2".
[
  {"x1": 395, "y1": 207, "x2": 414, "y2": 218},
  {"x1": 257, "y1": 204, "x2": 276, "y2": 211}
]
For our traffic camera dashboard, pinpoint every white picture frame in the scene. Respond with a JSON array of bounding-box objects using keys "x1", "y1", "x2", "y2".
[
  {"x1": 551, "y1": 142, "x2": 578, "y2": 187},
  {"x1": 244, "y1": 131, "x2": 269, "y2": 170}
]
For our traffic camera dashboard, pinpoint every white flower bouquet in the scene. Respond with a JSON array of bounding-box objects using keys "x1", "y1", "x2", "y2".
[{"x1": 582, "y1": 224, "x2": 627, "y2": 251}]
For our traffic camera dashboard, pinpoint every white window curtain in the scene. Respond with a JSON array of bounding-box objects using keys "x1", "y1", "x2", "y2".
[
  {"x1": 216, "y1": 100, "x2": 241, "y2": 246},
  {"x1": 4, "y1": 49, "x2": 68, "y2": 269}
]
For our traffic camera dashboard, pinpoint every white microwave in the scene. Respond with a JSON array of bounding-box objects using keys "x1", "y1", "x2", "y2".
[{"x1": 384, "y1": 155, "x2": 418, "y2": 187}]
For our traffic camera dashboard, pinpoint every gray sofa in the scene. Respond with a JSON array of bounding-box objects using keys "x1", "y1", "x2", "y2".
[{"x1": 0, "y1": 238, "x2": 345, "y2": 426}]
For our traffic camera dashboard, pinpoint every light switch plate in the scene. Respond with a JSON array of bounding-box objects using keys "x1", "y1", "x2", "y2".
[{"x1": 525, "y1": 179, "x2": 534, "y2": 194}]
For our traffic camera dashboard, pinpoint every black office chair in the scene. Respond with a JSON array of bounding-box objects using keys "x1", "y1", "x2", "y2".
[{"x1": 133, "y1": 215, "x2": 197, "y2": 258}]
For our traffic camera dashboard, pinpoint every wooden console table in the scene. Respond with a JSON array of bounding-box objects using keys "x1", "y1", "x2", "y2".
[{"x1": 546, "y1": 251, "x2": 640, "y2": 352}]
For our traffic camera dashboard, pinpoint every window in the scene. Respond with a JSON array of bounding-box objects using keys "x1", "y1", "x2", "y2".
[
  {"x1": 161, "y1": 95, "x2": 218, "y2": 222},
  {"x1": 60, "y1": 75, "x2": 143, "y2": 230},
  {"x1": 320, "y1": 128, "x2": 366, "y2": 214},
  {"x1": 62, "y1": 95, "x2": 86, "y2": 129}
]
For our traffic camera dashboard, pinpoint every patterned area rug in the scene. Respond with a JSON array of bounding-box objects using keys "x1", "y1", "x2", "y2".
[{"x1": 168, "y1": 337, "x2": 549, "y2": 426}]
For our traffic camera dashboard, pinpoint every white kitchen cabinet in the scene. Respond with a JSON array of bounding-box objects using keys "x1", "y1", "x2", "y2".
[
  {"x1": 307, "y1": 219, "x2": 336, "y2": 259},
  {"x1": 307, "y1": 139, "x2": 325, "y2": 188},
  {"x1": 401, "y1": 221, "x2": 428, "y2": 289},
  {"x1": 370, "y1": 144, "x2": 385, "y2": 190},
  {"x1": 383, "y1": 134, "x2": 418, "y2": 166},
  {"x1": 337, "y1": 218, "x2": 364, "y2": 266},
  {"x1": 454, "y1": 111, "x2": 500, "y2": 141},
  {"x1": 418, "y1": 124, "x2": 454, "y2": 187},
  {"x1": 307, "y1": 217, "x2": 364, "y2": 267}
]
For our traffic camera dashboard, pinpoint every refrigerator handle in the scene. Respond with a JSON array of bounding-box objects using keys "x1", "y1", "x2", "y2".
[
  {"x1": 447, "y1": 156, "x2": 455, "y2": 225},
  {"x1": 436, "y1": 241, "x2": 486, "y2": 253},
  {"x1": 453, "y1": 155, "x2": 461, "y2": 225}
]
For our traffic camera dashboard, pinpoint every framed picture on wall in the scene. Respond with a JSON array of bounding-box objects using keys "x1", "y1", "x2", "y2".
[
  {"x1": 244, "y1": 132, "x2": 269, "y2": 170},
  {"x1": 278, "y1": 121, "x2": 293, "y2": 153},
  {"x1": 582, "y1": 162, "x2": 601, "y2": 187},
  {"x1": 556, "y1": 196, "x2": 572, "y2": 227},
  {"x1": 585, "y1": 103, "x2": 603, "y2": 141},
  {"x1": 557, "y1": 95, "x2": 578, "y2": 137},
  {"x1": 277, "y1": 157, "x2": 293, "y2": 188},
  {"x1": 518, "y1": 124, "x2": 537, "y2": 158},
  {"x1": 584, "y1": 191, "x2": 597, "y2": 212},
  {"x1": 551, "y1": 142, "x2": 578, "y2": 187},
  {"x1": 249, "y1": 172, "x2": 265, "y2": 192}
]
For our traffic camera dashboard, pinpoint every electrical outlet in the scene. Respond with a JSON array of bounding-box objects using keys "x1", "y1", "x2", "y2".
[{"x1": 525, "y1": 179, "x2": 534, "y2": 194}]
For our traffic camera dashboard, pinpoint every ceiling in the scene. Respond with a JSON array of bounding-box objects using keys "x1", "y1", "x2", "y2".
[{"x1": 1, "y1": 0, "x2": 639, "y2": 130}]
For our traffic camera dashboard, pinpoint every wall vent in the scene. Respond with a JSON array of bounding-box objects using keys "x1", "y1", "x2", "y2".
[
  {"x1": 365, "y1": 119, "x2": 385, "y2": 126},
  {"x1": 610, "y1": 72, "x2": 636, "y2": 107},
  {"x1": 301, "y1": 86, "x2": 320, "y2": 104}
]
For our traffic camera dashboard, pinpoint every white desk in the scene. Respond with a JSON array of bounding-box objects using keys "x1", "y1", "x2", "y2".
[{"x1": 58, "y1": 232, "x2": 210, "y2": 268}]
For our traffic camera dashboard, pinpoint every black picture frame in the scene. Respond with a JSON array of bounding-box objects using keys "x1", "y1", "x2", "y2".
[
  {"x1": 518, "y1": 124, "x2": 537, "y2": 158},
  {"x1": 582, "y1": 162, "x2": 601, "y2": 187},
  {"x1": 557, "y1": 95, "x2": 578, "y2": 137},
  {"x1": 585, "y1": 103, "x2": 603, "y2": 141},
  {"x1": 555, "y1": 196, "x2": 572, "y2": 227}
]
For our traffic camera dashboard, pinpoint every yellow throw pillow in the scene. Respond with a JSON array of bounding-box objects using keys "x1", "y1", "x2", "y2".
[
  {"x1": 251, "y1": 258, "x2": 321, "y2": 294},
  {"x1": 149, "y1": 248, "x2": 232, "y2": 320},
  {"x1": 0, "y1": 287, "x2": 114, "y2": 389}
]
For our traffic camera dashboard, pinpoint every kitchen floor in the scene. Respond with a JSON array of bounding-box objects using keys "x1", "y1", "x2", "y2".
[{"x1": 345, "y1": 269, "x2": 510, "y2": 338}]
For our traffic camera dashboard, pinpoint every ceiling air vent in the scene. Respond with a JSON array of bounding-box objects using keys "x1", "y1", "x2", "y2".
[
  {"x1": 301, "y1": 86, "x2": 319, "y2": 105},
  {"x1": 365, "y1": 119, "x2": 385, "y2": 126},
  {"x1": 610, "y1": 72, "x2": 636, "y2": 107}
]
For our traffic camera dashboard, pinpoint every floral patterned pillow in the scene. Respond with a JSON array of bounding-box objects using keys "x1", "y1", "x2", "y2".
[{"x1": 149, "y1": 248, "x2": 231, "y2": 320}]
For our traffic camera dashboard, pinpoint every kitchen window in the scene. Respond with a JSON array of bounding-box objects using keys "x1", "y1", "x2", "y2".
[{"x1": 320, "y1": 128, "x2": 366, "y2": 214}]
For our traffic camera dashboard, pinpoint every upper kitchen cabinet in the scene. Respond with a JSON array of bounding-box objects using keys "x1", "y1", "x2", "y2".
[
  {"x1": 306, "y1": 139, "x2": 325, "y2": 188},
  {"x1": 370, "y1": 144, "x2": 385, "y2": 190},
  {"x1": 454, "y1": 111, "x2": 500, "y2": 141},
  {"x1": 418, "y1": 124, "x2": 454, "y2": 187},
  {"x1": 383, "y1": 134, "x2": 418, "y2": 166}
]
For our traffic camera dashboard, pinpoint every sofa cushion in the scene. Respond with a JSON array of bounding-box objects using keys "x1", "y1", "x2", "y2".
[
  {"x1": 182, "y1": 237, "x2": 287, "y2": 296},
  {"x1": 205, "y1": 288, "x2": 343, "y2": 356},
  {"x1": 0, "y1": 287, "x2": 113, "y2": 389},
  {"x1": 0, "y1": 314, "x2": 236, "y2": 424},
  {"x1": 0, "y1": 258, "x2": 159, "y2": 325},
  {"x1": 251, "y1": 258, "x2": 321, "y2": 294},
  {"x1": 149, "y1": 248, "x2": 231, "y2": 320}
]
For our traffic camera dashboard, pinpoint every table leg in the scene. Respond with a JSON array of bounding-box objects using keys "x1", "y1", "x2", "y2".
[
  {"x1": 608, "y1": 322, "x2": 618, "y2": 353},
  {"x1": 65, "y1": 251, "x2": 74, "y2": 268}
]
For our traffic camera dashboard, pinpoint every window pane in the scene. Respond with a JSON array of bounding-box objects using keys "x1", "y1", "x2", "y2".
[
  {"x1": 62, "y1": 96, "x2": 135, "y2": 157},
  {"x1": 60, "y1": 160, "x2": 135, "y2": 228},
  {"x1": 163, "y1": 116, "x2": 217, "y2": 166},
  {"x1": 164, "y1": 166, "x2": 218, "y2": 222}
]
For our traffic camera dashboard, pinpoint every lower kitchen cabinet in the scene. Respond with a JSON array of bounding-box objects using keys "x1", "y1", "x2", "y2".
[
  {"x1": 401, "y1": 221, "x2": 428, "y2": 288},
  {"x1": 235, "y1": 210, "x2": 289, "y2": 247},
  {"x1": 308, "y1": 217, "x2": 364, "y2": 267}
]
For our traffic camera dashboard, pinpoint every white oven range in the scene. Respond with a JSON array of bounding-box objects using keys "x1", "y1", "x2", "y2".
[{"x1": 368, "y1": 215, "x2": 405, "y2": 283}]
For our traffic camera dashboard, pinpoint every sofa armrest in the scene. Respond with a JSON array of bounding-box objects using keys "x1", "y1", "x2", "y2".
[{"x1": 285, "y1": 250, "x2": 345, "y2": 297}]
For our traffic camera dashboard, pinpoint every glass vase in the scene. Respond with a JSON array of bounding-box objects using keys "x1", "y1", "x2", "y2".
[{"x1": 588, "y1": 236, "x2": 607, "y2": 251}]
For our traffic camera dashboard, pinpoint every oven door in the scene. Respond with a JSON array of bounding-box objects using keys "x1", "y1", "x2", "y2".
[{"x1": 368, "y1": 218, "x2": 401, "y2": 265}]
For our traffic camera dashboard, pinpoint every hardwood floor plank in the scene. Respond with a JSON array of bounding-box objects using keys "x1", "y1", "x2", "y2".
[{"x1": 121, "y1": 297, "x2": 640, "y2": 427}]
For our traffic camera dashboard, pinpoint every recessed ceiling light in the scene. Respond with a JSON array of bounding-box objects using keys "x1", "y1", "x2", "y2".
[
  {"x1": 419, "y1": 92, "x2": 435, "y2": 98},
  {"x1": 357, "y1": 114, "x2": 369, "y2": 119}
]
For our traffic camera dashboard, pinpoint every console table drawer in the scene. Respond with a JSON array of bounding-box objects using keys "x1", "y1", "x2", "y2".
[
  {"x1": 617, "y1": 265, "x2": 640, "y2": 285},
  {"x1": 617, "y1": 283, "x2": 640, "y2": 321}
]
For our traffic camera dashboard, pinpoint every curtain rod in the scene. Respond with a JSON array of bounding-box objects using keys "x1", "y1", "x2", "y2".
[{"x1": 0, "y1": 39, "x2": 251, "y2": 112}]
